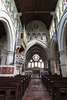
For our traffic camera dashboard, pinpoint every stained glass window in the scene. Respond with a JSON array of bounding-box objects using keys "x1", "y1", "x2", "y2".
[
  {"x1": 28, "y1": 54, "x2": 45, "y2": 69},
  {"x1": 33, "y1": 54, "x2": 40, "y2": 61}
]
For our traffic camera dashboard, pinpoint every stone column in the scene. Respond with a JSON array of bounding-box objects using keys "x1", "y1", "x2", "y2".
[
  {"x1": 50, "y1": 58, "x2": 55, "y2": 75},
  {"x1": 64, "y1": 0, "x2": 67, "y2": 10},
  {"x1": 6, "y1": 51, "x2": 14, "y2": 65},
  {"x1": 60, "y1": 51, "x2": 67, "y2": 77}
]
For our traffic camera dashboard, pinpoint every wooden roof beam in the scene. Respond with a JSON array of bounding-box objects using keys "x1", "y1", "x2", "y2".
[{"x1": 23, "y1": 11, "x2": 52, "y2": 14}]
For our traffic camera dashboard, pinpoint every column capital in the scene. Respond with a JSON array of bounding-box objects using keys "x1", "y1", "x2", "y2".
[
  {"x1": 16, "y1": 12, "x2": 22, "y2": 19},
  {"x1": 50, "y1": 12, "x2": 57, "y2": 19}
]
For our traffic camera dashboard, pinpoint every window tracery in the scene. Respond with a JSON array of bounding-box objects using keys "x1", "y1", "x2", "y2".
[{"x1": 28, "y1": 54, "x2": 45, "y2": 69}]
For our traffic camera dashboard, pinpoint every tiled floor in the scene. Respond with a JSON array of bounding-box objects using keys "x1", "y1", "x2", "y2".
[{"x1": 22, "y1": 76, "x2": 51, "y2": 100}]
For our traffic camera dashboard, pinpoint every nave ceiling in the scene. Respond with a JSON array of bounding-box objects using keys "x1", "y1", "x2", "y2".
[{"x1": 14, "y1": 0, "x2": 58, "y2": 29}]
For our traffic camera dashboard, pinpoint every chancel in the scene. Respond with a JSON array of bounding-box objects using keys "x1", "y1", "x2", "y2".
[{"x1": 0, "y1": 0, "x2": 67, "y2": 100}]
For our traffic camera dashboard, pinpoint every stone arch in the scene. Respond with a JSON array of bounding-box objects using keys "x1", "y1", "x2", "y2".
[
  {"x1": 25, "y1": 39, "x2": 48, "y2": 55},
  {"x1": 0, "y1": 11, "x2": 15, "y2": 64},
  {"x1": 50, "y1": 38, "x2": 60, "y2": 75},
  {"x1": 58, "y1": 12, "x2": 67, "y2": 76},
  {"x1": 24, "y1": 40, "x2": 49, "y2": 71},
  {"x1": 25, "y1": 41, "x2": 48, "y2": 70}
]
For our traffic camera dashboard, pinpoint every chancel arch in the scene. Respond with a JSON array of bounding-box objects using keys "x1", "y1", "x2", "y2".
[{"x1": 25, "y1": 42, "x2": 49, "y2": 75}]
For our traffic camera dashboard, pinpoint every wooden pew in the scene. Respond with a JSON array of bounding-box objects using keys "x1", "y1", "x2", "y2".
[
  {"x1": 47, "y1": 77, "x2": 67, "y2": 95},
  {"x1": 53, "y1": 83, "x2": 67, "y2": 100},
  {"x1": 0, "y1": 82, "x2": 19, "y2": 100},
  {"x1": 41, "y1": 75, "x2": 61, "y2": 90},
  {"x1": 0, "y1": 74, "x2": 31, "y2": 99},
  {"x1": 15, "y1": 74, "x2": 31, "y2": 92},
  {"x1": 42, "y1": 75, "x2": 67, "y2": 100},
  {"x1": 0, "y1": 77, "x2": 24, "y2": 99}
]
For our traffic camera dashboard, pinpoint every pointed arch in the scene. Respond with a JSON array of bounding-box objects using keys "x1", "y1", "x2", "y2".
[
  {"x1": 58, "y1": 12, "x2": 67, "y2": 76},
  {"x1": 0, "y1": 11, "x2": 15, "y2": 65},
  {"x1": 25, "y1": 39, "x2": 48, "y2": 55},
  {"x1": 0, "y1": 10, "x2": 15, "y2": 51}
]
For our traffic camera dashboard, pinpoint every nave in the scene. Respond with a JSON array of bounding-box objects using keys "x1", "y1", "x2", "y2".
[
  {"x1": 23, "y1": 74, "x2": 67, "y2": 100},
  {"x1": 23, "y1": 76, "x2": 51, "y2": 100},
  {"x1": 0, "y1": 0, "x2": 67, "y2": 100},
  {"x1": 0, "y1": 74, "x2": 67, "y2": 100}
]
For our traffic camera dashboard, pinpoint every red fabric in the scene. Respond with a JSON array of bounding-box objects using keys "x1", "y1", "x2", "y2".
[
  {"x1": 0, "y1": 67, "x2": 14, "y2": 74},
  {"x1": 16, "y1": 48, "x2": 19, "y2": 54}
]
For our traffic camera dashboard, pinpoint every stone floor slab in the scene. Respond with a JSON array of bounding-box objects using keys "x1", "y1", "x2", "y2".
[{"x1": 22, "y1": 78, "x2": 51, "y2": 100}]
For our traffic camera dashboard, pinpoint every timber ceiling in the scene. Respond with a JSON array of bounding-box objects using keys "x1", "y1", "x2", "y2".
[{"x1": 14, "y1": 0, "x2": 58, "y2": 29}]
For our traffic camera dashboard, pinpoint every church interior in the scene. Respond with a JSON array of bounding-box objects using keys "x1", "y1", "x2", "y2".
[{"x1": 0, "y1": 0, "x2": 67, "y2": 100}]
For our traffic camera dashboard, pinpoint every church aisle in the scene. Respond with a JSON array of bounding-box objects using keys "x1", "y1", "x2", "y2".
[{"x1": 22, "y1": 78, "x2": 51, "y2": 100}]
